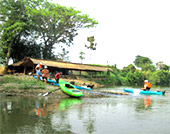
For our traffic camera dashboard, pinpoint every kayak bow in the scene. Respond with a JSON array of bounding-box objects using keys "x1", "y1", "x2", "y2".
[{"x1": 59, "y1": 80, "x2": 83, "y2": 98}]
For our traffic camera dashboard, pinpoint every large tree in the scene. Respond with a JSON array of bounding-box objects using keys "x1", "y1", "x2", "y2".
[
  {"x1": 26, "y1": 2, "x2": 98, "y2": 59},
  {"x1": 0, "y1": 0, "x2": 98, "y2": 73},
  {"x1": 134, "y1": 55, "x2": 153, "y2": 71},
  {"x1": 0, "y1": 0, "x2": 30, "y2": 72}
]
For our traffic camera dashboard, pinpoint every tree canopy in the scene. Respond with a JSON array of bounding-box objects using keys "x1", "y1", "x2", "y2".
[{"x1": 134, "y1": 55, "x2": 153, "y2": 71}]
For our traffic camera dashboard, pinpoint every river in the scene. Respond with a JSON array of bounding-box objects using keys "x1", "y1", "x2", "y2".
[{"x1": 0, "y1": 87, "x2": 170, "y2": 134}]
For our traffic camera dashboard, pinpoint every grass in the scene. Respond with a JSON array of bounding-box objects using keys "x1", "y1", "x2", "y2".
[{"x1": 0, "y1": 75, "x2": 46, "y2": 90}]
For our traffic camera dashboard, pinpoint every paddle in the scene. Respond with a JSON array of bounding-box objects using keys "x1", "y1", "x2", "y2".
[{"x1": 42, "y1": 87, "x2": 60, "y2": 97}]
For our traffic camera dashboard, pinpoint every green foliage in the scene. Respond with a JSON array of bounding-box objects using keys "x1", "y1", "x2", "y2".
[
  {"x1": 106, "y1": 56, "x2": 170, "y2": 87},
  {"x1": 122, "y1": 64, "x2": 136, "y2": 73},
  {"x1": 79, "y1": 52, "x2": 85, "y2": 63},
  {"x1": 148, "y1": 71, "x2": 160, "y2": 86},
  {"x1": 103, "y1": 65, "x2": 122, "y2": 86},
  {"x1": 126, "y1": 72, "x2": 136, "y2": 86},
  {"x1": 133, "y1": 70, "x2": 145, "y2": 86},
  {"x1": 26, "y1": 2, "x2": 98, "y2": 59},
  {"x1": 149, "y1": 70, "x2": 170, "y2": 86},
  {"x1": 85, "y1": 36, "x2": 97, "y2": 50},
  {"x1": 119, "y1": 76, "x2": 127, "y2": 86},
  {"x1": 141, "y1": 64, "x2": 156, "y2": 72},
  {"x1": 134, "y1": 55, "x2": 153, "y2": 70},
  {"x1": 0, "y1": 0, "x2": 33, "y2": 72},
  {"x1": 160, "y1": 64, "x2": 169, "y2": 71},
  {"x1": 156, "y1": 62, "x2": 170, "y2": 71},
  {"x1": 108, "y1": 68, "x2": 145, "y2": 86},
  {"x1": 0, "y1": 47, "x2": 5, "y2": 64}
]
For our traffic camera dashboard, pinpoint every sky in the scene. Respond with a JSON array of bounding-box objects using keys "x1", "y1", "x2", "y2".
[{"x1": 53, "y1": 0, "x2": 170, "y2": 69}]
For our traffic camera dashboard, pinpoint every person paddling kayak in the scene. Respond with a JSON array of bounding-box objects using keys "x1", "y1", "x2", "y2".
[{"x1": 141, "y1": 80, "x2": 151, "y2": 91}]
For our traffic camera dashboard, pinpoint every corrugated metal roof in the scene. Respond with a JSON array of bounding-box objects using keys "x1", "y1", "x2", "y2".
[{"x1": 10, "y1": 57, "x2": 109, "y2": 72}]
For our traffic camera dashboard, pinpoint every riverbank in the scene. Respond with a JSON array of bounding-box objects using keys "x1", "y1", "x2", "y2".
[{"x1": 0, "y1": 75, "x2": 107, "y2": 98}]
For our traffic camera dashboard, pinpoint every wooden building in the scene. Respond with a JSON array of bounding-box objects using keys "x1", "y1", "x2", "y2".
[{"x1": 8, "y1": 57, "x2": 109, "y2": 77}]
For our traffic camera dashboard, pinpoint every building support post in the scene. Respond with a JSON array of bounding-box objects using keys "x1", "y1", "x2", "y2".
[
  {"x1": 33, "y1": 65, "x2": 35, "y2": 74},
  {"x1": 24, "y1": 66, "x2": 26, "y2": 74}
]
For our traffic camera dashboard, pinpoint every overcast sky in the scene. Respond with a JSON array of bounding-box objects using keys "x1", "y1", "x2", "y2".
[{"x1": 53, "y1": 0, "x2": 170, "y2": 69}]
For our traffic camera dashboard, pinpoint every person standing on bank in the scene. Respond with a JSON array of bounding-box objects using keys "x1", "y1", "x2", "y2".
[
  {"x1": 141, "y1": 80, "x2": 151, "y2": 91},
  {"x1": 35, "y1": 63, "x2": 43, "y2": 80},
  {"x1": 55, "y1": 72, "x2": 61, "y2": 83},
  {"x1": 41, "y1": 66, "x2": 50, "y2": 84}
]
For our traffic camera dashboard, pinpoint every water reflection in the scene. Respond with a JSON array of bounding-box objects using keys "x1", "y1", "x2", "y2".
[
  {"x1": 50, "y1": 98, "x2": 83, "y2": 134},
  {"x1": 58, "y1": 98, "x2": 82, "y2": 111},
  {"x1": 0, "y1": 96, "x2": 83, "y2": 134},
  {"x1": 35, "y1": 100, "x2": 49, "y2": 116},
  {"x1": 35, "y1": 98, "x2": 82, "y2": 116},
  {"x1": 134, "y1": 96, "x2": 152, "y2": 113},
  {"x1": 0, "y1": 91, "x2": 170, "y2": 134},
  {"x1": 84, "y1": 105, "x2": 96, "y2": 134},
  {"x1": 144, "y1": 96, "x2": 151, "y2": 109}
]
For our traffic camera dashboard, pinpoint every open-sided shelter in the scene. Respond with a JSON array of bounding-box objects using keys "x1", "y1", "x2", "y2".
[{"x1": 8, "y1": 57, "x2": 109, "y2": 77}]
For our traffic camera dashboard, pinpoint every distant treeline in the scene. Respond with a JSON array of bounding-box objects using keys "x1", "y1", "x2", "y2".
[{"x1": 96, "y1": 55, "x2": 170, "y2": 86}]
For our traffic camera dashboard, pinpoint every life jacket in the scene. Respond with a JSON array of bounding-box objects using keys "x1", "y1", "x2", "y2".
[
  {"x1": 39, "y1": 64, "x2": 42, "y2": 70},
  {"x1": 41, "y1": 69, "x2": 49, "y2": 78},
  {"x1": 35, "y1": 64, "x2": 42, "y2": 70},
  {"x1": 145, "y1": 82, "x2": 151, "y2": 88},
  {"x1": 55, "y1": 73, "x2": 60, "y2": 79}
]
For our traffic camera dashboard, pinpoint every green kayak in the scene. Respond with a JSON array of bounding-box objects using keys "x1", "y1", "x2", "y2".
[{"x1": 59, "y1": 80, "x2": 83, "y2": 98}]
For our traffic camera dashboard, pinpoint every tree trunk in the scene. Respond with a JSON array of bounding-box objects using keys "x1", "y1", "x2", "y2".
[
  {"x1": 42, "y1": 43, "x2": 53, "y2": 59},
  {"x1": 4, "y1": 43, "x2": 12, "y2": 74}
]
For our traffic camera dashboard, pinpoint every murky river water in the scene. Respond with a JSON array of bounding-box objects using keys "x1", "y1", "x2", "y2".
[{"x1": 0, "y1": 88, "x2": 170, "y2": 134}]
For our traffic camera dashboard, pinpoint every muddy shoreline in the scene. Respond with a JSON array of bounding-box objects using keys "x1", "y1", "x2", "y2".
[
  {"x1": 0, "y1": 74, "x2": 109, "y2": 98},
  {"x1": 0, "y1": 88, "x2": 110, "y2": 98},
  {"x1": 0, "y1": 87, "x2": 130, "y2": 99},
  {"x1": 0, "y1": 75, "x2": 129, "y2": 98}
]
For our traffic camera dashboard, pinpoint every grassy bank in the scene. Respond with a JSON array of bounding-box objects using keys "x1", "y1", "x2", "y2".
[
  {"x1": 0, "y1": 75, "x2": 59, "y2": 96},
  {"x1": 0, "y1": 75, "x2": 107, "y2": 98},
  {"x1": 0, "y1": 75, "x2": 46, "y2": 90}
]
